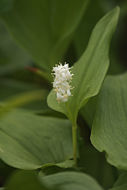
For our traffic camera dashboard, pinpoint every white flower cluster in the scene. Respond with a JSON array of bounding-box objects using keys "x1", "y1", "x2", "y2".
[{"x1": 52, "y1": 63, "x2": 73, "y2": 102}]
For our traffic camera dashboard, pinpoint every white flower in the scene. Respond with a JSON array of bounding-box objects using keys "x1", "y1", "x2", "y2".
[{"x1": 52, "y1": 63, "x2": 73, "y2": 102}]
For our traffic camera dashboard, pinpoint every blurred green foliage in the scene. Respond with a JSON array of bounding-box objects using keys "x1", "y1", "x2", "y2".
[{"x1": 0, "y1": 0, "x2": 127, "y2": 190}]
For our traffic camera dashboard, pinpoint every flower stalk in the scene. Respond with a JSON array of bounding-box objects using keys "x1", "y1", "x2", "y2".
[
  {"x1": 72, "y1": 122, "x2": 78, "y2": 166},
  {"x1": 52, "y1": 62, "x2": 77, "y2": 166}
]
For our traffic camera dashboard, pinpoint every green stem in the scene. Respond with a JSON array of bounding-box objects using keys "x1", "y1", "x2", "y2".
[{"x1": 72, "y1": 123, "x2": 78, "y2": 166}]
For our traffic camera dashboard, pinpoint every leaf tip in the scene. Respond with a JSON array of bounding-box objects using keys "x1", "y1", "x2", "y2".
[{"x1": 112, "y1": 6, "x2": 120, "y2": 21}]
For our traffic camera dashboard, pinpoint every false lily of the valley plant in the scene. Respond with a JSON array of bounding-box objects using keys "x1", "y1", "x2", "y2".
[{"x1": 0, "y1": 1, "x2": 127, "y2": 190}]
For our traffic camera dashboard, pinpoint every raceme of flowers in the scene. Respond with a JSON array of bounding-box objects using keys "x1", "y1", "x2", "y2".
[{"x1": 52, "y1": 63, "x2": 73, "y2": 102}]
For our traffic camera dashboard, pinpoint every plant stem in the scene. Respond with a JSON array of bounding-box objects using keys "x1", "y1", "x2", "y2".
[{"x1": 72, "y1": 123, "x2": 78, "y2": 166}]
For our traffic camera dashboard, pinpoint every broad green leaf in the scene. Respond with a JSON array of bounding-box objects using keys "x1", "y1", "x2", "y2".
[
  {"x1": 0, "y1": 109, "x2": 73, "y2": 169},
  {"x1": 109, "y1": 172, "x2": 127, "y2": 190},
  {"x1": 48, "y1": 7, "x2": 120, "y2": 123},
  {"x1": 40, "y1": 171, "x2": 103, "y2": 190},
  {"x1": 1, "y1": 0, "x2": 89, "y2": 71},
  {"x1": 5, "y1": 170, "x2": 48, "y2": 190},
  {"x1": 91, "y1": 73, "x2": 127, "y2": 170}
]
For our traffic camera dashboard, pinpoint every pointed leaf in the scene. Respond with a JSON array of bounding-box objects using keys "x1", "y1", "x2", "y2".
[
  {"x1": 48, "y1": 7, "x2": 120, "y2": 123},
  {"x1": 0, "y1": 109, "x2": 73, "y2": 169}
]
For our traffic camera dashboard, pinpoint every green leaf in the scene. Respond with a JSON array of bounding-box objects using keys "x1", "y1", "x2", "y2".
[
  {"x1": 0, "y1": 109, "x2": 73, "y2": 169},
  {"x1": 40, "y1": 171, "x2": 103, "y2": 190},
  {"x1": 5, "y1": 170, "x2": 48, "y2": 190},
  {"x1": 91, "y1": 73, "x2": 127, "y2": 170},
  {"x1": 47, "y1": 7, "x2": 120, "y2": 123},
  {"x1": 1, "y1": 0, "x2": 89, "y2": 71},
  {"x1": 109, "y1": 172, "x2": 127, "y2": 190}
]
